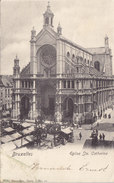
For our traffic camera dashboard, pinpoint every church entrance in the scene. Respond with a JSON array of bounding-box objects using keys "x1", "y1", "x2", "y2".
[
  {"x1": 63, "y1": 98, "x2": 74, "y2": 121},
  {"x1": 20, "y1": 96, "x2": 30, "y2": 119},
  {"x1": 40, "y1": 83, "x2": 55, "y2": 119}
]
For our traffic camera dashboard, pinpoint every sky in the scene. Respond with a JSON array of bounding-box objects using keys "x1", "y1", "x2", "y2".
[{"x1": 1, "y1": 0, "x2": 114, "y2": 75}]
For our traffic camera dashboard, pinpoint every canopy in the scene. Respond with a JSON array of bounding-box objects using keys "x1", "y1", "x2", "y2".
[
  {"x1": 25, "y1": 119, "x2": 35, "y2": 123},
  {"x1": 1, "y1": 135, "x2": 13, "y2": 143},
  {"x1": 10, "y1": 132, "x2": 22, "y2": 139},
  {"x1": 61, "y1": 127, "x2": 72, "y2": 134},
  {"x1": 21, "y1": 122, "x2": 32, "y2": 128},
  {"x1": 22, "y1": 126, "x2": 34, "y2": 135},
  {"x1": 25, "y1": 135, "x2": 33, "y2": 142},
  {"x1": 2, "y1": 141, "x2": 16, "y2": 151},
  {"x1": 45, "y1": 120, "x2": 54, "y2": 124},
  {"x1": 13, "y1": 138, "x2": 29, "y2": 148},
  {"x1": 13, "y1": 121, "x2": 20, "y2": 124},
  {"x1": 4, "y1": 127, "x2": 15, "y2": 133}
]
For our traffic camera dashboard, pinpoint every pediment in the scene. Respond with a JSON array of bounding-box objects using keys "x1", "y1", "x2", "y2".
[{"x1": 36, "y1": 28, "x2": 57, "y2": 47}]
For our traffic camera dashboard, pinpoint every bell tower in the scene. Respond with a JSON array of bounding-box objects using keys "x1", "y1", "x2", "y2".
[{"x1": 43, "y1": 2, "x2": 54, "y2": 28}]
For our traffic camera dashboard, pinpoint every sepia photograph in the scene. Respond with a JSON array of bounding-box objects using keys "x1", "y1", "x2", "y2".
[{"x1": 0, "y1": 0, "x2": 114, "y2": 182}]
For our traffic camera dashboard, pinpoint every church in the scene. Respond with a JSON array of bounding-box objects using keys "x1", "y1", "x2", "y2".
[{"x1": 12, "y1": 2, "x2": 114, "y2": 124}]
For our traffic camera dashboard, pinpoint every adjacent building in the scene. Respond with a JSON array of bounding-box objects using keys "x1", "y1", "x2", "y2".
[
  {"x1": 12, "y1": 2, "x2": 114, "y2": 123},
  {"x1": 0, "y1": 75, "x2": 13, "y2": 118}
]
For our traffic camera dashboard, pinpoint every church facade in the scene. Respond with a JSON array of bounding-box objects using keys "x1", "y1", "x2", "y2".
[{"x1": 12, "y1": 3, "x2": 114, "y2": 123}]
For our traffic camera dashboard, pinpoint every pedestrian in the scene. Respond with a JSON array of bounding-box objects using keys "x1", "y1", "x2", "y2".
[
  {"x1": 102, "y1": 133, "x2": 105, "y2": 141},
  {"x1": 79, "y1": 132, "x2": 82, "y2": 140},
  {"x1": 99, "y1": 133, "x2": 102, "y2": 140}
]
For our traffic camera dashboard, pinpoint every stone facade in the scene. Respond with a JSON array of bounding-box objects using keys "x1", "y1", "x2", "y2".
[
  {"x1": 0, "y1": 75, "x2": 13, "y2": 118},
  {"x1": 12, "y1": 3, "x2": 114, "y2": 123}
]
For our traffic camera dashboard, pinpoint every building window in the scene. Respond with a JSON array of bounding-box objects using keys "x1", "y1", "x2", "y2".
[
  {"x1": 25, "y1": 81, "x2": 27, "y2": 88},
  {"x1": 63, "y1": 81, "x2": 66, "y2": 88},
  {"x1": 67, "y1": 52, "x2": 70, "y2": 57},
  {"x1": 45, "y1": 17, "x2": 49, "y2": 24},
  {"x1": 5, "y1": 89, "x2": 7, "y2": 97},
  {"x1": 77, "y1": 57, "x2": 79, "y2": 63},
  {"x1": 68, "y1": 81, "x2": 70, "y2": 88},
  {"x1": 22, "y1": 81, "x2": 24, "y2": 88},
  {"x1": 31, "y1": 81, "x2": 33, "y2": 88},
  {"x1": 84, "y1": 59, "x2": 86, "y2": 64},
  {"x1": 77, "y1": 67, "x2": 79, "y2": 73},
  {"x1": 72, "y1": 54, "x2": 75, "y2": 60},
  {"x1": 29, "y1": 81, "x2": 31, "y2": 88},
  {"x1": 72, "y1": 81, "x2": 74, "y2": 88},
  {"x1": 94, "y1": 61, "x2": 100, "y2": 71}
]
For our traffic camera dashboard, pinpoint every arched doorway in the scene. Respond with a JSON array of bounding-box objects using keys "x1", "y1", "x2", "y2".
[
  {"x1": 63, "y1": 98, "x2": 74, "y2": 120},
  {"x1": 20, "y1": 96, "x2": 30, "y2": 119},
  {"x1": 40, "y1": 84, "x2": 55, "y2": 117}
]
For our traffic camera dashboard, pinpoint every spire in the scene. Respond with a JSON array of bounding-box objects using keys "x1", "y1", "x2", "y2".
[
  {"x1": 105, "y1": 35, "x2": 109, "y2": 53},
  {"x1": 13, "y1": 55, "x2": 20, "y2": 76},
  {"x1": 57, "y1": 22, "x2": 62, "y2": 35},
  {"x1": 105, "y1": 34, "x2": 109, "y2": 46},
  {"x1": 31, "y1": 26, "x2": 36, "y2": 41},
  {"x1": 47, "y1": 1, "x2": 50, "y2": 10},
  {"x1": 43, "y1": 2, "x2": 54, "y2": 28}
]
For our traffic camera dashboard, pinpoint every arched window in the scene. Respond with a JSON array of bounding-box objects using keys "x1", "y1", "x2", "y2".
[
  {"x1": 94, "y1": 61, "x2": 100, "y2": 71},
  {"x1": 45, "y1": 17, "x2": 49, "y2": 25},
  {"x1": 67, "y1": 52, "x2": 70, "y2": 57},
  {"x1": 63, "y1": 81, "x2": 66, "y2": 88},
  {"x1": 84, "y1": 59, "x2": 86, "y2": 64},
  {"x1": 72, "y1": 54, "x2": 75, "y2": 60}
]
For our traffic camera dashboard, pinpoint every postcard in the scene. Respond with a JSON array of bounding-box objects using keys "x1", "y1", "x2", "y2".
[{"x1": 0, "y1": 0, "x2": 114, "y2": 182}]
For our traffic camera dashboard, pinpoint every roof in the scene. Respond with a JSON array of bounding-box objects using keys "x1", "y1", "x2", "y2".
[
  {"x1": 36, "y1": 26, "x2": 92, "y2": 55},
  {"x1": 87, "y1": 47, "x2": 105, "y2": 54},
  {"x1": 60, "y1": 36, "x2": 93, "y2": 55},
  {"x1": 0, "y1": 75, "x2": 13, "y2": 87}
]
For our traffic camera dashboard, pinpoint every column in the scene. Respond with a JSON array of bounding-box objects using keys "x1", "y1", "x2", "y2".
[{"x1": 55, "y1": 95, "x2": 62, "y2": 122}]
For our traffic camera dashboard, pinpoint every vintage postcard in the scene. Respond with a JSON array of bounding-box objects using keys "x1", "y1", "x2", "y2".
[{"x1": 0, "y1": 0, "x2": 114, "y2": 182}]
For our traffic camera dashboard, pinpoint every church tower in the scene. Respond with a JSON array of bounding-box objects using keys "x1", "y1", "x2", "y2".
[
  {"x1": 30, "y1": 26, "x2": 37, "y2": 75},
  {"x1": 104, "y1": 35, "x2": 112, "y2": 76},
  {"x1": 43, "y1": 2, "x2": 54, "y2": 28},
  {"x1": 105, "y1": 35, "x2": 109, "y2": 54},
  {"x1": 13, "y1": 55, "x2": 20, "y2": 77}
]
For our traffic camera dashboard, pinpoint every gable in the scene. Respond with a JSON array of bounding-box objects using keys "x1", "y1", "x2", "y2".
[{"x1": 36, "y1": 28, "x2": 57, "y2": 47}]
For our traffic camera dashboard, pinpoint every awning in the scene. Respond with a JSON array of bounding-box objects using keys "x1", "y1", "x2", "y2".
[
  {"x1": 1, "y1": 135, "x2": 13, "y2": 143},
  {"x1": 61, "y1": 127, "x2": 72, "y2": 134},
  {"x1": 21, "y1": 122, "x2": 32, "y2": 128},
  {"x1": 25, "y1": 119, "x2": 35, "y2": 123},
  {"x1": 10, "y1": 132, "x2": 22, "y2": 139},
  {"x1": 25, "y1": 135, "x2": 33, "y2": 142},
  {"x1": 22, "y1": 126, "x2": 34, "y2": 135},
  {"x1": 4, "y1": 127, "x2": 15, "y2": 133},
  {"x1": 13, "y1": 121, "x2": 20, "y2": 124},
  {"x1": 2, "y1": 141, "x2": 16, "y2": 151},
  {"x1": 13, "y1": 138, "x2": 29, "y2": 148},
  {"x1": 45, "y1": 120, "x2": 54, "y2": 124}
]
